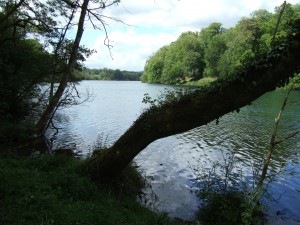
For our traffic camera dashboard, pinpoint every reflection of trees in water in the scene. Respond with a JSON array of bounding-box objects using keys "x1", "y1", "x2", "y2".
[{"x1": 46, "y1": 112, "x2": 76, "y2": 153}]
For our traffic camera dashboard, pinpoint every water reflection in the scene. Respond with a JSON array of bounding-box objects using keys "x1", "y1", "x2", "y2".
[{"x1": 136, "y1": 91, "x2": 300, "y2": 223}]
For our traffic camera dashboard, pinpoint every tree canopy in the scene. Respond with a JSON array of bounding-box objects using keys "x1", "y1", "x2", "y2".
[
  {"x1": 0, "y1": 1, "x2": 54, "y2": 134},
  {"x1": 141, "y1": 3, "x2": 300, "y2": 84},
  {"x1": 0, "y1": 0, "x2": 120, "y2": 140}
]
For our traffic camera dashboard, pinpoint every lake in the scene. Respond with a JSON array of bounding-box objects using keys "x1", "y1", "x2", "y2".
[{"x1": 47, "y1": 80, "x2": 300, "y2": 224}]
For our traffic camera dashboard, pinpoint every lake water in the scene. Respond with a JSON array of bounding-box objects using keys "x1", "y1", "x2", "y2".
[{"x1": 48, "y1": 80, "x2": 300, "y2": 224}]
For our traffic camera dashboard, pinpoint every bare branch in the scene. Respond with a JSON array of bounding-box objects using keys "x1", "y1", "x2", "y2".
[
  {"x1": 86, "y1": 5, "x2": 130, "y2": 59},
  {"x1": 274, "y1": 131, "x2": 300, "y2": 145},
  {"x1": 99, "y1": 14, "x2": 130, "y2": 26},
  {"x1": 87, "y1": 11, "x2": 99, "y2": 29}
]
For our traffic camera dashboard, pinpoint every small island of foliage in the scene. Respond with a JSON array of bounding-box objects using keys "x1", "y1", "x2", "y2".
[{"x1": 141, "y1": 3, "x2": 300, "y2": 88}]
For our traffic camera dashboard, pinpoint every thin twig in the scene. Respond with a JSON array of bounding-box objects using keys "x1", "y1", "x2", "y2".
[{"x1": 274, "y1": 130, "x2": 300, "y2": 145}]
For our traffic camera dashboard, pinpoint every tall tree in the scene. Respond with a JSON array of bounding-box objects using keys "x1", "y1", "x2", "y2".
[
  {"x1": 0, "y1": 1, "x2": 53, "y2": 126},
  {"x1": 216, "y1": 18, "x2": 258, "y2": 78},
  {"x1": 34, "y1": 0, "x2": 120, "y2": 136},
  {"x1": 141, "y1": 45, "x2": 169, "y2": 83},
  {"x1": 161, "y1": 32, "x2": 205, "y2": 83},
  {"x1": 34, "y1": 0, "x2": 90, "y2": 136},
  {"x1": 203, "y1": 34, "x2": 227, "y2": 77},
  {"x1": 142, "y1": 32, "x2": 205, "y2": 84},
  {"x1": 199, "y1": 22, "x2": 225, "y2": 49}
]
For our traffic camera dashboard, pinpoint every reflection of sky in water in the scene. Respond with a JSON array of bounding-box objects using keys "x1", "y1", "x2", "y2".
[
  {"x1": 47, "y1": 81, "x2": 300, "y2": 224},
  {"x1": 136, "y1": 91, "x2": 300, "y2": 223}
]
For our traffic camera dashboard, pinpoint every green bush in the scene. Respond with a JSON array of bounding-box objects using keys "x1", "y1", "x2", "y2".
[
  {"x1": 0, "y1": 122, "x2": 33, "y2": 143},
  {"x1": 194, "y1": 153, "x2": 265, "y2": 225}
]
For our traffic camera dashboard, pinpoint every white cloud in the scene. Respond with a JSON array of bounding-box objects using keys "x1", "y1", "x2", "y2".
[
  {"x1": 84, "y1": 0, "x2": 299, "y2": 71},
  {"x1": 86, "y1": 28, "x2": 177, "y2": 71}
]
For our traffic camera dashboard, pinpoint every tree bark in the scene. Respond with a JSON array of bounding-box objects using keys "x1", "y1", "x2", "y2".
[
  {"x1": 89, "y1": 34, "x2": 300, "y2": 183},
  {"x1": 34, "y1": 0, "x2": 90, "y2": 137}
]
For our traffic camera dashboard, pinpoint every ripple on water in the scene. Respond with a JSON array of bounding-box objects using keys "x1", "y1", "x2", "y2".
[{"x1": 47, "y1": 82, "x2": 300, "y2": 223}]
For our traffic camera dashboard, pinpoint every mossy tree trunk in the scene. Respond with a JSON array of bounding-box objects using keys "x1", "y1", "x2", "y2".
[{"x1": 89, "y1": 34, "x2": 300, "y2": 183}]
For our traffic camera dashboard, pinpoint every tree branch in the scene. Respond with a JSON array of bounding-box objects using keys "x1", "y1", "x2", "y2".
[
  {"x1": 0, "y1": 0, "x2": 26, "y2": 24},
  {"x1": 274, "y1": 131, "x2": 300, "y2": 145},
  {"x1": 89, "y1": 31, "x2": 300, "y2": 183}
]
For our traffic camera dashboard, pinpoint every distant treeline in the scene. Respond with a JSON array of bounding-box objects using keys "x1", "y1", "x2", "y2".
[{"x1": 76, "y1": 68, "x2": 143, "y2": 81}]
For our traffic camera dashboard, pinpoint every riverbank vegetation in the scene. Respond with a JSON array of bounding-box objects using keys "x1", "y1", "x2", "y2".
[
  {"x1": 141, "y1": 3, "x2": 300, "y2": 85},
  {"x1": 194, "y1": 153, "x2": 266, "y2": 225},
  {"x1": 0, "y1": 153, "x2": 191, "y2": 225}
]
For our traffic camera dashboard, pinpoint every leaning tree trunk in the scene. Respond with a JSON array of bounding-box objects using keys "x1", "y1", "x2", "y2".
[
  {"x1": 34, "y1": 0, "x2": 90, "y2": 137},
  {"x1": 89, "y1": 32, "x2": 300, "y2": 183}
]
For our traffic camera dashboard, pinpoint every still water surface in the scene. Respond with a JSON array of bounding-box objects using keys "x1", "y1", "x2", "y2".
[{"x1": 48, "y1": 80, "x2": 300, "y2": 224}]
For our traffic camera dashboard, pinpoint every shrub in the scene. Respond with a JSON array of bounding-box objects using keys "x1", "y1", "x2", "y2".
[{"x1": 194, "y1": 152, "x2": 265, "y2": 225}]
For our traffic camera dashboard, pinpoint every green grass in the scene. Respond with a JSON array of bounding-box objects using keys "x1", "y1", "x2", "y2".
[
  {"x1": 0, "y1": 153, "x2": 190, "y2": 225},
  {"x1": 184, "y1": 77, "x2": 217, "y2": 87}
]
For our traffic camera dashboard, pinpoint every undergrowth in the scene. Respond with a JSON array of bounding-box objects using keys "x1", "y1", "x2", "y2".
[
  {"x1": 194, "y1": 152, "x2": 266, "y2": 225},
  {"x1": 0, "y1": 153, "x2": 189, "y2": 225}
]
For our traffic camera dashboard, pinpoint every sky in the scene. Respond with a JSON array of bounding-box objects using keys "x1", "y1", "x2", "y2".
[{"x1": 81, "y1": 0, "x2": 299, "y2": 71}]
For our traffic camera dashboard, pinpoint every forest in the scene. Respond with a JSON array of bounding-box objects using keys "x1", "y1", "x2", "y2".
[
  {"x1": 1, "y1": 0, "x2": 300, "y2": 224},
  {"x1": 141, "y1": 3, "x2": 300, "y2": 86}
]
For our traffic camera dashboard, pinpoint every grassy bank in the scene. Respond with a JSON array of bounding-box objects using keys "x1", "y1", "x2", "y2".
[
  {"x1": 0, "y1": 153, "x2": 190, "y2": 225},
  {"x1": 183, "y1": 77, "x2": 217, "y2": 87}
]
